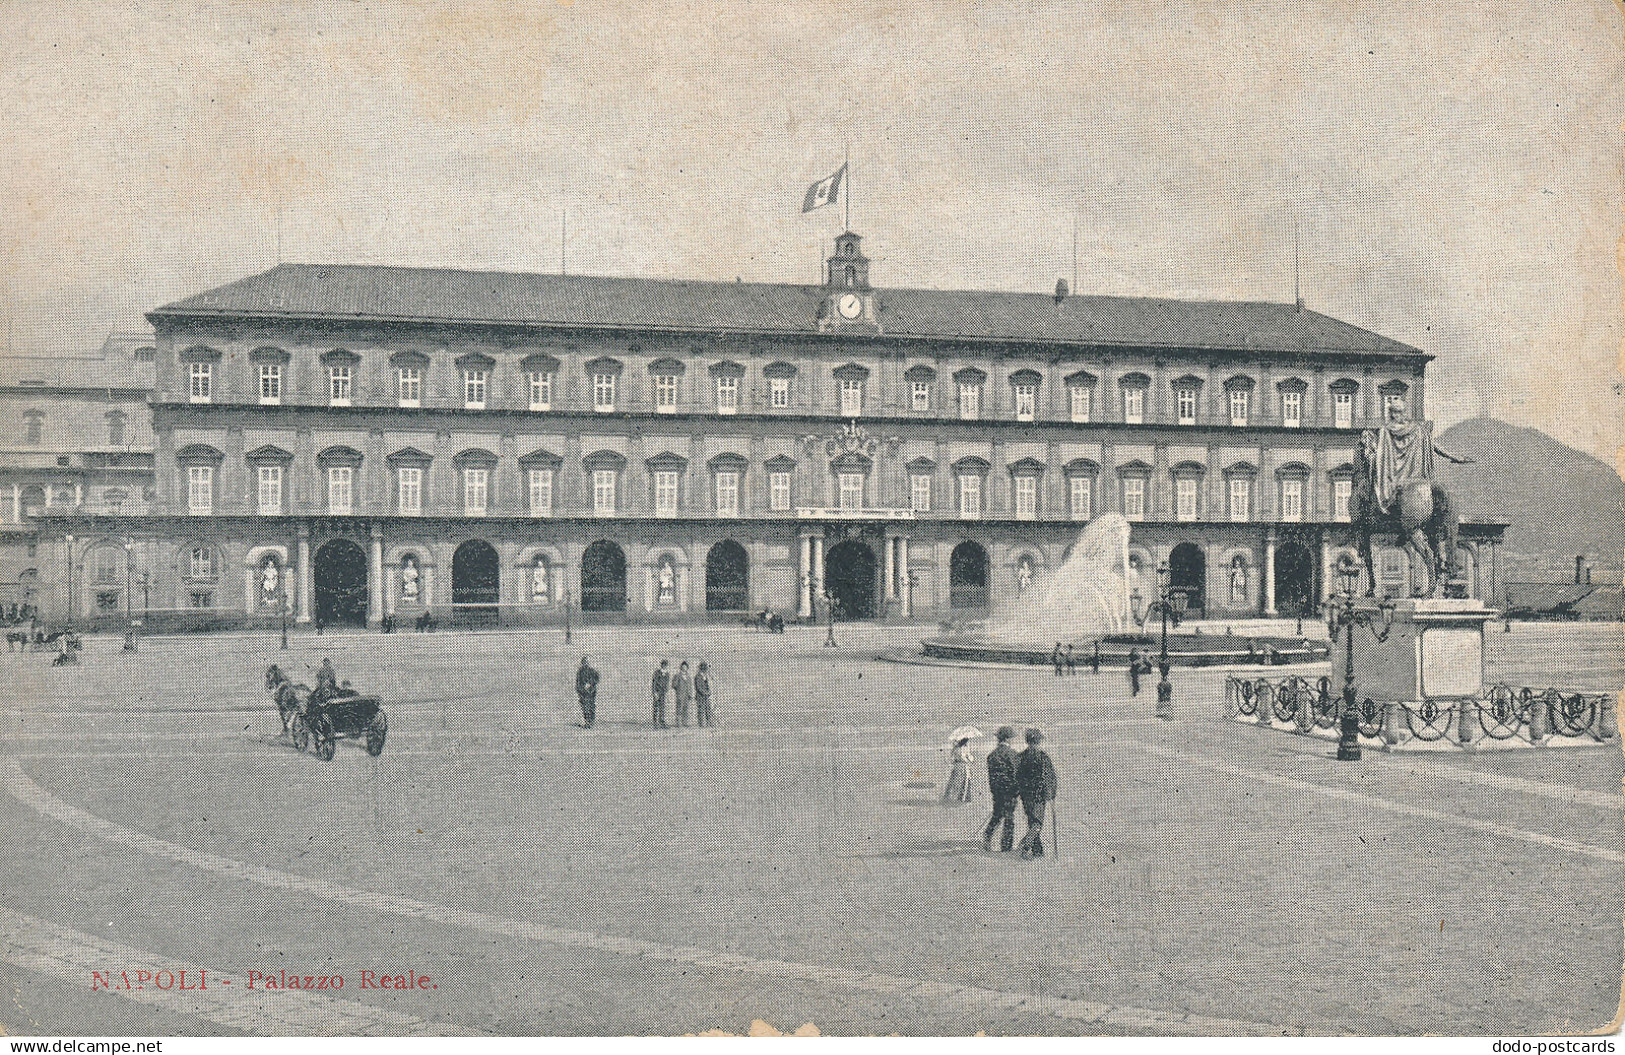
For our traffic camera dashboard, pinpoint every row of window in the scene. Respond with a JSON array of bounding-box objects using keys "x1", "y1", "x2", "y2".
[
  {"x1": 16, "y1": 410, "x2": 127, "y2": 447},
  {"x1": 184, "y1": 357, "x2": 1404, "y2": 428},
  {"x1": 183, "y1": 461, "x2": 1354, "y2": 524}
]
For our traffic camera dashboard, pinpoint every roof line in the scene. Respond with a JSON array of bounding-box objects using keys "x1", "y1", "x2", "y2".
[{"x1": 144, "y1": 306, "x2": 1430, "y2": 359}]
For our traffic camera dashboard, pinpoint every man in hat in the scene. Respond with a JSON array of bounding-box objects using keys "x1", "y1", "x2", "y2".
[
  {"x1": 575, "y1": 656, "x2": 599, "y2": 728},
  {"x1": 694, "y1": 661, "x2": 714, "y2": 727},
  {"x1": 982, "y1": 726, "x2": 1020, "y2": 853},
  {"x1": 1016, "y1": 727, "x2": 1059, "y2": 859},
  {"x1": 650, "y1": 659, "x2": 670, "y2": 728}
]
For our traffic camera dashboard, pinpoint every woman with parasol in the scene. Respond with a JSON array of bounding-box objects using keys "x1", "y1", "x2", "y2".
[{"x1": 941, "y1": 725, "x2": 981, "y2": 805}]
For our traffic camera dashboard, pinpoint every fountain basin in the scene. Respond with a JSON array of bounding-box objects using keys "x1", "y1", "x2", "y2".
[{"x1": 920, "y1": 632, "x2": 1328, "y2": 668}]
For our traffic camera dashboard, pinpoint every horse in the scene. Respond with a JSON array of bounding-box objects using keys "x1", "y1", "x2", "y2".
[
  {"x1": 264, "y1": 663, "x2": 309, "y2": 735},
  {"x1": 1351, "y1": 443, "x2": 1458, "y2": 598}
]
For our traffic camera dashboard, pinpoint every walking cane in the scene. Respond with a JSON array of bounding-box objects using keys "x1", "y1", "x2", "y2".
[{"x1": 1049, "y1": 799, "x2": 1061, "y2": 859}]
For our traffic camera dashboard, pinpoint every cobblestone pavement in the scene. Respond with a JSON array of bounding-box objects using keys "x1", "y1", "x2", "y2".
[{"x1": 0, "y1": 623, "x2": 1619, "y2": 1036}]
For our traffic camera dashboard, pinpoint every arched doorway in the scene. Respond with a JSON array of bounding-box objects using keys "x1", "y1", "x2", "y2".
[
  {"x1": 314, "y1": 538, "x2": 368, "y2": 627},
  {"x1": 1273, "y1": 542, "x2": 1316, "y2": 616},
  {"x1": 949, "y1": 541, "x2": 990, "y2": 611},
  {"x1": 1169, "y1": 542, "x2": 1206, "y2": 617},
  {"x1": 705, "y1": 540, "x2": 749, "y2": 612},
  {"x1": 580, "y1": 540, "x2": 627, "y2": 613},
  {"x1": 452, "y1": 540, "x2": 500, "y2": 625},
  {"x1": 824, "y1": 539, "x2": 876, "y2": 619}
]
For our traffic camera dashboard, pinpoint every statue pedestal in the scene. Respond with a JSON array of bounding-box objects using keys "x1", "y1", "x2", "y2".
[{"x1": 1330, "y1": 598, "x2": 1498, "y2": 703}]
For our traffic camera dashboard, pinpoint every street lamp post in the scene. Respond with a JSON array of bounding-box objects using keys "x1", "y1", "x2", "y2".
[
  {"x1": 1324, "y1": 554, "x2": 1396, "y2": 762},
  {"x1": 1148, "y1": 561, "x2": 1189, "y2": 721},
  {"x1": 64, "y1": 533, "x2": 74, "y2": 630},
  {"x1": 563, "y1": 587, "x2": 573, "y2": 645},
  {"x1": 280, "y1": 592, "x2": 290, "y2": 650},
  {"x1": 123, "y1": 539, "x2": 137, "y2": 652}
]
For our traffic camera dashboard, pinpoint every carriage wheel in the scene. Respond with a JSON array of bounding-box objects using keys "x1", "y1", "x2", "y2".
[
  {"x1": 314, "y1": 715, "x2": 336, "y2": 762},
  {"x1": 291, "y1": 715, "x2": 310, "y2": 752},
  {"x1": 365, "y1": 711, "x2": 388, "y2": 757}
]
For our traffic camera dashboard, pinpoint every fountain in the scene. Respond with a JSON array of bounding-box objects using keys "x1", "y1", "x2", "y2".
[{"x1": 919, "y1": 514, "x2": 1328, "y2": 668}]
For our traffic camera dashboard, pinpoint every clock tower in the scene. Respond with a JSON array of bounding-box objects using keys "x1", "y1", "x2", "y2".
[{"x1": 818, "y1": 232, "x2": 879, "y2": 332}]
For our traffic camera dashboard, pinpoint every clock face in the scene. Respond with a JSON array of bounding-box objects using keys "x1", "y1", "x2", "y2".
[{"x1": 837, "y1": 293, "x2": 863, "y2": 320}]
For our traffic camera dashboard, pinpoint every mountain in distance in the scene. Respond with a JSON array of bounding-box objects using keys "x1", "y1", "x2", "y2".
[{"x1": 1434, "y1": 416, "x2": 1623, "y2": 585}]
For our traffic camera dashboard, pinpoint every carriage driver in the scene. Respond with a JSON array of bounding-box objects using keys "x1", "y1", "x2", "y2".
[{"x1": 314, "y1": 657, "x2": 339, "y2": 706}]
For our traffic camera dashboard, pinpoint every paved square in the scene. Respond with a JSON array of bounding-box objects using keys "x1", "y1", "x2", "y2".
[{"x1": 1, "y1": 623, "x2": 1619, "y2": 1035}]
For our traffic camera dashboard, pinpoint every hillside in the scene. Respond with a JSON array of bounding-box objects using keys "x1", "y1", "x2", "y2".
[{"x1": 1435, "y1": 416, "x2": 1624, "y2": 584}]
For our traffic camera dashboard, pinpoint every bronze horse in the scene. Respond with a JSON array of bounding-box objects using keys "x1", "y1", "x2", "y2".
[{"x1": 1350, "y1": 439, "x2": 1458, "y2": 598}]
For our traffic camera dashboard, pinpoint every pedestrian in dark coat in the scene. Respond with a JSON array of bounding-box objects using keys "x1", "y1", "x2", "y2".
[
  {"x1": 651, "y1": 660, "x2": 670, "y2": 728},
  {"x1": 1016, "y1": 727, "x2": 1058, "y2": 859},
  {"x1": 1064, "y1": 644, "x2": 1077, "y2": 675},
  {"x1": 1128, "y1": 647, "x2": 1143, "y2": 696},
  {"x1": 981, "y1": 726, "x2": 1020, "y2": 852},
  {"x1": 1090, "y1": 641, "x2": 1102, "y2": 675},
  {"x1": 672, "y1": 661, "x2": 693, "y2": 727},
  {"x1": 575, "y1": 657, "x2": 599, "y2": 728},
  {"x1": 1051, "y1": 643, "x2": 1063, "y2": 676},
  {"x1": 694, "y1": 662, "x2": 714, "y2": 726}
]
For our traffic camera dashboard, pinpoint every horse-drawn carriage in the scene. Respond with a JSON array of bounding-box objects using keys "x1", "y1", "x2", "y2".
[{"x1": 265, "y1": 664, "x2": 388, "y2": 761}]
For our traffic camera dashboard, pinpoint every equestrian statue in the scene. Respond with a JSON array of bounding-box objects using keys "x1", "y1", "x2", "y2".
[{"x1": 1350, "y1": 396, "x2": 1473, "y2": 598}]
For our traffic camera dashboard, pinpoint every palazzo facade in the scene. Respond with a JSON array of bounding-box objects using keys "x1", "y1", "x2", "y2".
[{"x1": 27, "y1": 233, "x2": 1505, "y2": 629}]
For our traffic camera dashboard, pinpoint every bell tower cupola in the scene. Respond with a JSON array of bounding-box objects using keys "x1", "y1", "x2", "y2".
[{"x1": 827, "y1": 231, "x2": 870, "y2": 290}]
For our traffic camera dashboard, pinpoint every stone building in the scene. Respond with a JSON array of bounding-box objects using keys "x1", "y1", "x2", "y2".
[{"x1": 26, "y1": 234, "x2": 1505, "y2": 628}]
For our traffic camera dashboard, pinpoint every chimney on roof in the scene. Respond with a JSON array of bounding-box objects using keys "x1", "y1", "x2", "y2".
[{"x1": 1054, "y1": 278, "x2": 1069, "y2": 304}]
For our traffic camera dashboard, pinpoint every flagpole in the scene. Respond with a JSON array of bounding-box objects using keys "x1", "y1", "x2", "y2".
[{"x1": 844, "y1": 141, "x2": 851, "y2": 232}]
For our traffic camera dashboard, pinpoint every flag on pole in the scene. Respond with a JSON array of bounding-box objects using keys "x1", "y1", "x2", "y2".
[{"x1": 802, "y1": 164, "x2": 847, "y2": 213}]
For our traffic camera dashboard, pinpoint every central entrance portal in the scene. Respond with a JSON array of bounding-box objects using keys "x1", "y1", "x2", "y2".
[
  {"x1": 313, "y1": 538, "x2": 368, "y2": 627},
  {"x1": 451, "y1": 540, "x2": 500, "y2": 625},
  {"x1": 824, "y1": 539, "x2": 876, "y2": 619}
]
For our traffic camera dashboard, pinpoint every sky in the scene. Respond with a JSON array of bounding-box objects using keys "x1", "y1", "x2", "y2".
[{"x1": 1, "y1": 0, "x2": 1621, "y2": 462}]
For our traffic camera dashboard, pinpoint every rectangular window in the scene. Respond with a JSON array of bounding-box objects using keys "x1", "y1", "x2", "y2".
[
  {"x1": 327, "y1": 466, "x2": 353, "y2": 515},
  {"x1": 1334, "y1": 391, "x2": 1353, "y2": 429},
  {"x1": 910, "y1": 474, "x2": 932, "y2": 512},
  {"x1": 714, "y1": 471, "x2": 740, "y2": 516},
  {"x1": 839, "y1": 378, "x2": 863, "y2": 417},
  {"x1": 592, "y1": 469, "x2": 617, "y2": 513},
  {"x1": 770, "y1": 471, "x2": 792, "y2": 511},
  {"x1": 328, "y1": 365, "x2": 351, "y2": 406},
  {"x1": 655, "y1": 374, "x2": 678, "y2": 413},
  {"x1": 1229, "y1": 389, "x2": 1250, "y2": 426},
  {"x1": 1228, "y1": 478, "x2": 1251, "y2": 522},
  {"x1": 463, "y1": 468, "x2": 488, "y2": 515},
  {"x1": 958, "y1": 475, "x2": 982, "y2": 518},
  {"x1": 528, "y1": 372, "x2": 552, "y2": 411},
  {"x1": 188, "y1": 363, "x2": 212, "y2": 403},
  {"x1": 107, "y1": 415, "x2": 125, "y2": 447},
  {"x1": 1122, "y1": 387, "x2": 1144, "y2": 424},
  {"x1": 1282, "y1": 390, "x2": 1302, "y2": 427},
  {"x1": 398, "y1": 367, "x2": 421, "y2": 408},
  {"x1": 911, "y1": 380, "x2": 930, "y2": 411},
  {"x1": 1122, "y1": 477, "x2": 1146, "y2": 520},
  {"x1": 188, "y1": 590, "x2": 213, "y2": 609},
  {"x1": 1013, "y1": 384, "x2": 1036, "y2": 422},
  {"x1": 958, "y1": 382, "x2": 980, "y2": 420},
  {"x1": 838, "y1": 472, "x2": 865, "y2": 511},
  {"x1": 1280, "y1": 478, "x2": 1303, "y2": 522},
  {"x1": 770, "y1": 377, "x2": 790, "y2": 408},
  {"x1": 1176, "y1": 477, "x2": 1198, "y2": 521},
  {"x1": 187, "y1": 466, "x2": 212, "y2": 514},
  {"x1": 1013, "y1": 476, "x2": 1037, "y2": 519},
  {"x1": 24, "y1": 415, "x2": 42, "y2": 444},
  {"x1": 95, "y1": 549, "x2": 120, "y2": 584},
  {"x1": 398, "y1": 467, "x2": 422, "y2": 515},
  {"x1": 463, "y1": 370, "x2": 487, "y2": 410},
  {"x1": 653, "y1": 470, "x2": 679, "y2": 515},
  {"x1": 257, "y1": 466, "x2": 283, "y2": 514},
  {"x1": 1333, "y1": 478, "x2": 1352, "y2": 522},
  {"x1": 1069, "y1": 476, "x2": 1093, "y2": 519},
  {"x1": 715, "y1": 376, "x2": 739, "y2": 415},
  {"x1": 1177, "y1": 387, "x2": 1197, "y2": 425},
  {"x1": 528, "y1": 469, "x2": 553, "y2": 516},
  {"x1": 189, "y1": 547, "x2": 213, "y2": 579},
  {"x1": 1070, "y1": 385, "x2": 1092, "y2": 423},
  {"x1": 1384, "y1": 392, "x2": 1405, "y2": 417},
  {"x1": 258, "y1": 364, "x2": 281, "y2": 405},
  {"x1": 593, "y1": 373, "x2": 616, "y2": 412}
]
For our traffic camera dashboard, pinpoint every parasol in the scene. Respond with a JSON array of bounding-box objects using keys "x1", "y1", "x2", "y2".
[{"x1": 948, "y1": 725, "x2": 984, "y2": 743}]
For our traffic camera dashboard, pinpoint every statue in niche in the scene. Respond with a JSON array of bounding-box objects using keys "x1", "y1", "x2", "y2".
[
  {"x1": 1229, "y1": 556, "x2": 1248, "y2": 606},
  {"x1": 657, "y1": 557, "x2": 676, "y2": 606},
  {"x1": 401, "y1": 555, "x2": 421, "y2": 602},
  {"x1": 531, "y1": 558, "x2": 550, "y2": 603}
]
